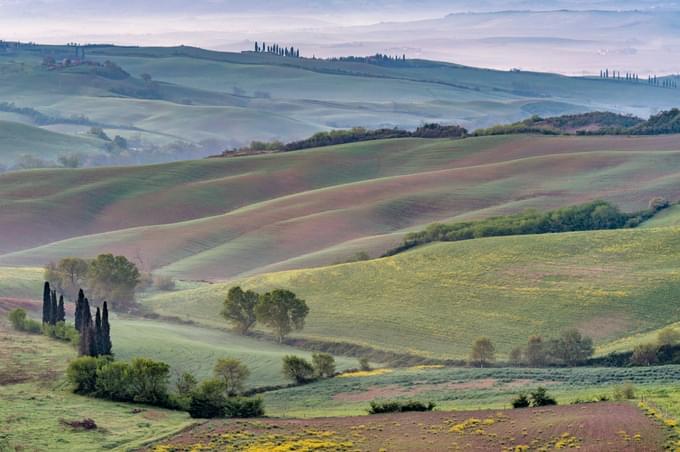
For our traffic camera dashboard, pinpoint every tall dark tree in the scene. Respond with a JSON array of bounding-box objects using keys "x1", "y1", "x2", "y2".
[
  {"x1": 94, "y1": 307, "x2": 103, "y2": 356},
  {"x1": 75, "y1": 289, "x2": 85, "y2": 332},
  {"x1": 42, "y1": 281, "x2": 51, "y2": 324},
  {"x1": 57, "y1": 295, "x2": 66, "y2": 323},
  {"x1": 101, "y1": 301, "x2": 113, "y2": 355},
  {"x1": 49, "y1": 290, "x2": 58, "y2": 326}
]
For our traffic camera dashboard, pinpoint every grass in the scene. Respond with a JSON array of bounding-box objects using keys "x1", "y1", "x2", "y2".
[
  {"x1": 0, "y1": 318, "x2": 191, "y2": 451},
  {"x1": 4, "y1": 133, "x2": 680, "y2": 279},
  {"x1": 0, "y1": 266, "x2": 43, "y2": 299},
  {"x1": 143, "y1": 226, "x2": 680, "y2": 360}
]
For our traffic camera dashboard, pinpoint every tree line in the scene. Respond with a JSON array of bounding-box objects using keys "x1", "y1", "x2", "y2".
[
  {"x1": 219, "y1": 123, "x2": 468, "y2": 157},
  {"x1": 384, "y1": 199, "x2": 670, "y2": 256},
  {"x1": 253, "y1": 41, "x2": 300, "y2": 58}
]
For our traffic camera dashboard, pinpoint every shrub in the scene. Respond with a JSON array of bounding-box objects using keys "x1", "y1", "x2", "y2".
[
  {"x1": 368, "y1": 400, "x2": 436, "y2": 414},
  {"x1": 127, "y1": 358, "x2": 170, "y2": 405},
  {"x1": 67, "y1": 356, "x2": 101, "y2": 394},
  {"x1": 7, "y1": 309, "x2": 42, "y2": 334},
  {"x1": 176, "y1": 372, "x2": 198, "y2": 397},
  {"x1": 95, "y1": 361, "x2": 132, "y2": 401},
  {"x1": 21, "y1": 318, "x2": 43, "y2": 334},
  {"x1": 224, "y1": 397, "x2": 265, "y2": 418},
  {"x1": 188, "y1": 379, "x2": 226, "y2": 419},
  {"x1": 359, "y1": 357, "x2": 371, "y2": 371},
  {"x1": 312, "y1": 353, "x2": 336, "y2": 378},
  {"x1": 512, "y1": 393, "x2": 530, "y2": 408},
  {"x1": 630, "y1": 343, "x2": 659, "y2": 366},
  {"x1": 282, "y1": 355, "x2": 316, "y2": 383},
  {"x1": 529, "y1": 387, "x2": 557, "y2": 407}
]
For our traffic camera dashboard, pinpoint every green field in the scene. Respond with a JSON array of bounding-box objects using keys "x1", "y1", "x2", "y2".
[
  {"x1": 0, "y1": 43, "x2": 678, "y2": 168},
  {"x1": 3, "y1": 134, "x2": 680, "y2": 281},
  {"x1": 143, "y1": 226, "x2": 680, "y2": 360}
]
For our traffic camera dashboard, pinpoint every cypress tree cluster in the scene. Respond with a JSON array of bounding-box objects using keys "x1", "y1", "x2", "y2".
[
  {"x1": 74, "y1": 290, "x2": 113, "y2": 357},
  {"x1": 41, "y1": 282, "x2": 65, "y2": 326}
]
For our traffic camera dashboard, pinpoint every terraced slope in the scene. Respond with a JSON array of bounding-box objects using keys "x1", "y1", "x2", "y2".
[
  {"x1": 3, "y1": 134, "x2": 680, "y2": 279},
  {"x1": 143, "y1": 227, "x2": 680, "y2": 360}
]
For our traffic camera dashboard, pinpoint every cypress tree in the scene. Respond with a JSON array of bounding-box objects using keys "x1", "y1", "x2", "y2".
[
  {"x1": 75, "y1": 289, "x2": 84, "y2": 332},
  {"x1": 87, "y1": 325, "x2": 98, "y2": 357},
  {"x1": 42, "y1": 281, "x2": 51, "y2": 324},
  {"x1": 94, "y1": 307, "x2": 102, "y2": 356},
  {"x1": 50, "y1": 290, "x2": 58, "y2": 326},
  {"x1": 101, "y1": 301, "x2": 112, "y2": 355},
  {"x1": 57, "y1": 295, "x2": 66, "y2": 323}
]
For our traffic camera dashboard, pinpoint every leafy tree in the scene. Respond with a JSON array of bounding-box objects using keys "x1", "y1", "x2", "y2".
[
  {"x1": 255, "y1": 290, "x2": 309, "y2": 342},
  {"x1": 526, "y1": 335, "x2": 546, "y2": 366},
  {"x1": 176, "y1": 372, "x2": 198, "y2": 397},
  {"x1": 188, "y1": 379, "x2": 227, "y2": 419},
  {"x1": 56, "y1": 257, "x2": 89, "y2": 300},
  {"x1": 630, "y1": 343, "x2": 659, "y2": 366},
  {"x1": 222, "y1": 287, "x2": 259, "y2": 334},
  {"x1": 469, "y1": 337, "x2": 495, "y2": 367},
  {"x1": 213, "y1": 358, "x2": 250, "y2": 396},
  {"x1": 312, "y1": 353, "x2": 336, "y2": 378},
  {"x1": 509, "y1": 347, "x2": 524, "y2": 366},
  {"x1": 282, "y1": 355, "x2": 315, "y2": 383},
  {"x1": 550, "y1": 329, "x2": 594, "y2": 365},
  {"x1": 87, "y1": 254, "x2": 140, "y2": 310}
]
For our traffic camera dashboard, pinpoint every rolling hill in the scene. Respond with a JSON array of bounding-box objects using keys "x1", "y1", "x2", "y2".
[
  {"x1": 1, "y1": 42, "x2": 680, "y2": 167},
  {"x1": 143, "y1": 226, "x2": 680, "y2": 360},
  {"x1": 3, "y1": 134, "x2": 680, "y2": 280}
]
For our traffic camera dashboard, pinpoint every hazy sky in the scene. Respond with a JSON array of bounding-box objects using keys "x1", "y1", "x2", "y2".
[{"x1": 2, "y1": 1, "x2": 680, "y2": 74}]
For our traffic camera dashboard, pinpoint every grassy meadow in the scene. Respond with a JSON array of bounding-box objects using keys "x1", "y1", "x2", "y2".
[{"x1": 144, "y1": 226, "x2": 680, "y2": 360}]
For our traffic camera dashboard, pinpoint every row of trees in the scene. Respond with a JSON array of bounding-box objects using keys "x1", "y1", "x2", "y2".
[
  {"x1": 253, "y1": 42, "x2": 300, "y2": 58},
  {"x1": 470, "y1": 329, "x2": 595, "y2": 367},
  {"x1": 599, "y1": 69, "x2": 640, "y2": 82},
  {"x1": 222, "y1": 287, "x2": 309, "y2": 342},
  {"x1": 74, "y1": 289, "x2": 113, "y2": 357},
  {"x1": 386, "y1": 199, "x2": 668, "y2": 256},
  {"x1": 41, "y1": 282, "x2": 65, "y2": 326},
  {"x1": 45, "y1": 254, "x2": 140, "y2": 310}
]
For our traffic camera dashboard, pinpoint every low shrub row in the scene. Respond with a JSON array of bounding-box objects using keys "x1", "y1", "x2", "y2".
[{"x1": 368, "y1": 400, "x2": 436, "y2": 414}]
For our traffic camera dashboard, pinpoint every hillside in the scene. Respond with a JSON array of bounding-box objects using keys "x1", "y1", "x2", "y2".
[
  {"x1": 1, "y1": 43, "x2": 679, "y2": 167},
  {"x1": 3, "y1": 134, "x2": 680, "y2": 279},
  {"x1": 143, "y1": 226, "x2": 680, "y2": 360}
]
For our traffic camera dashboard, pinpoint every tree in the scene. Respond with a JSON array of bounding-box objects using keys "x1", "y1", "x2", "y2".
[
  {"x1": 87, "y1": 254, "x2": 140, "y2": 310},
  {"x1": 529, "y1": 387, "x2": 556, "y2": 407},
  {"x1": 176, "y1": 372, "x2": 198, "y2": 397},
  {"x1": 49, "y1": 290, "x2": 58, "y2": 326},
  {"x1": 222, "y1": 287, "x2": 259, "y2": 334},
  {"x1": 189, "y1": 379, "x2": 226, "y2": 419},
  {"x1": 282, "y1": 355, "x2": 315, "y2": 383},
  {"x1": 255, "y1": 289, "x2": 309, "y2": 342},
  {"x1": 213, "y1": 358, "x2": 250, "y2": 396},
  {"x1": 657, "y1": 327, "x2": 680, "y2": 346},
  {"x1": 630, "y1": 343, "x2": 659, "y2": 366},
  {"x1": 100, "y1": 301, "x2": 112, "y2": 355},
  {"x1": 127, "y1": 358, "x2": 170, "y2": 405},
  {"x1": 469, "y1": 337, "x2": 495, "y2": 367},
  {"x1": 509, "y1": 347, "x2": 524, "y2": 366},
  {"x1": 526, "y1": 335, "x2": 546, "y2": 366},
  {"x1": 550, "y1": 329, "x2": 594, "y2": 365},
  {"x1": 57, "y1": 295, "x2": 66, "y2": 323},
  {"x1": 56, "y1": 257, "x2": 89, "y2": 300},
  {"x1": 75, "y1": 289, "x2": 85, "y2": 332},
  {"x1": 42, "y1": 281, "x2": 51, "y2": 324},
  {"x1": 312, "y1": 353, "x2": 336, "y2": 378},
  {"x1": 94, "y1": 307, "x2": 103, "y2": 356}
]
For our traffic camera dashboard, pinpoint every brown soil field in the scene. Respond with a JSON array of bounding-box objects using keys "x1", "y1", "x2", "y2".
[{"x1": 149, "y1": 402, "x2": 667, "y2": 451}]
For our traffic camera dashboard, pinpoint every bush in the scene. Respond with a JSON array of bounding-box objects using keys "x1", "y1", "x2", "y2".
[
  {"x1": 529, "y1": 387, "x2": 557, "y2": 407},
  {"x1": 282, "y1": 355, "x2": 316, "y2": 383},
  {"x1": 511, "y1": 393, "x2": 530, "y2": 408},
  {"x1": 188, "y1": 379, "x2": 226, "y2": 419},
  {"x1": 127, "y1": 358, "x2": 170, "y2": 405},
  {"x1": 67, "y1": 356, "x2": 101, "y2": 394},
  {"x1": 312, "y1": 353, "x2": 336, "y2": 378},
  {"x1": 224, "y1": 397, "x2": 265, "y2": 418},
  {"x1": 359, "y1": 357, "x2": 371, "y2": 371},
  {"x1": 368, "y1": 400, "x2": 436, "y2": 414},
  {"x1": 95, "y1": 361, "x2": 132, "y2": 401},
  {"x1": 8, "y1": 308, "x2": 42, "y2": 333}
]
